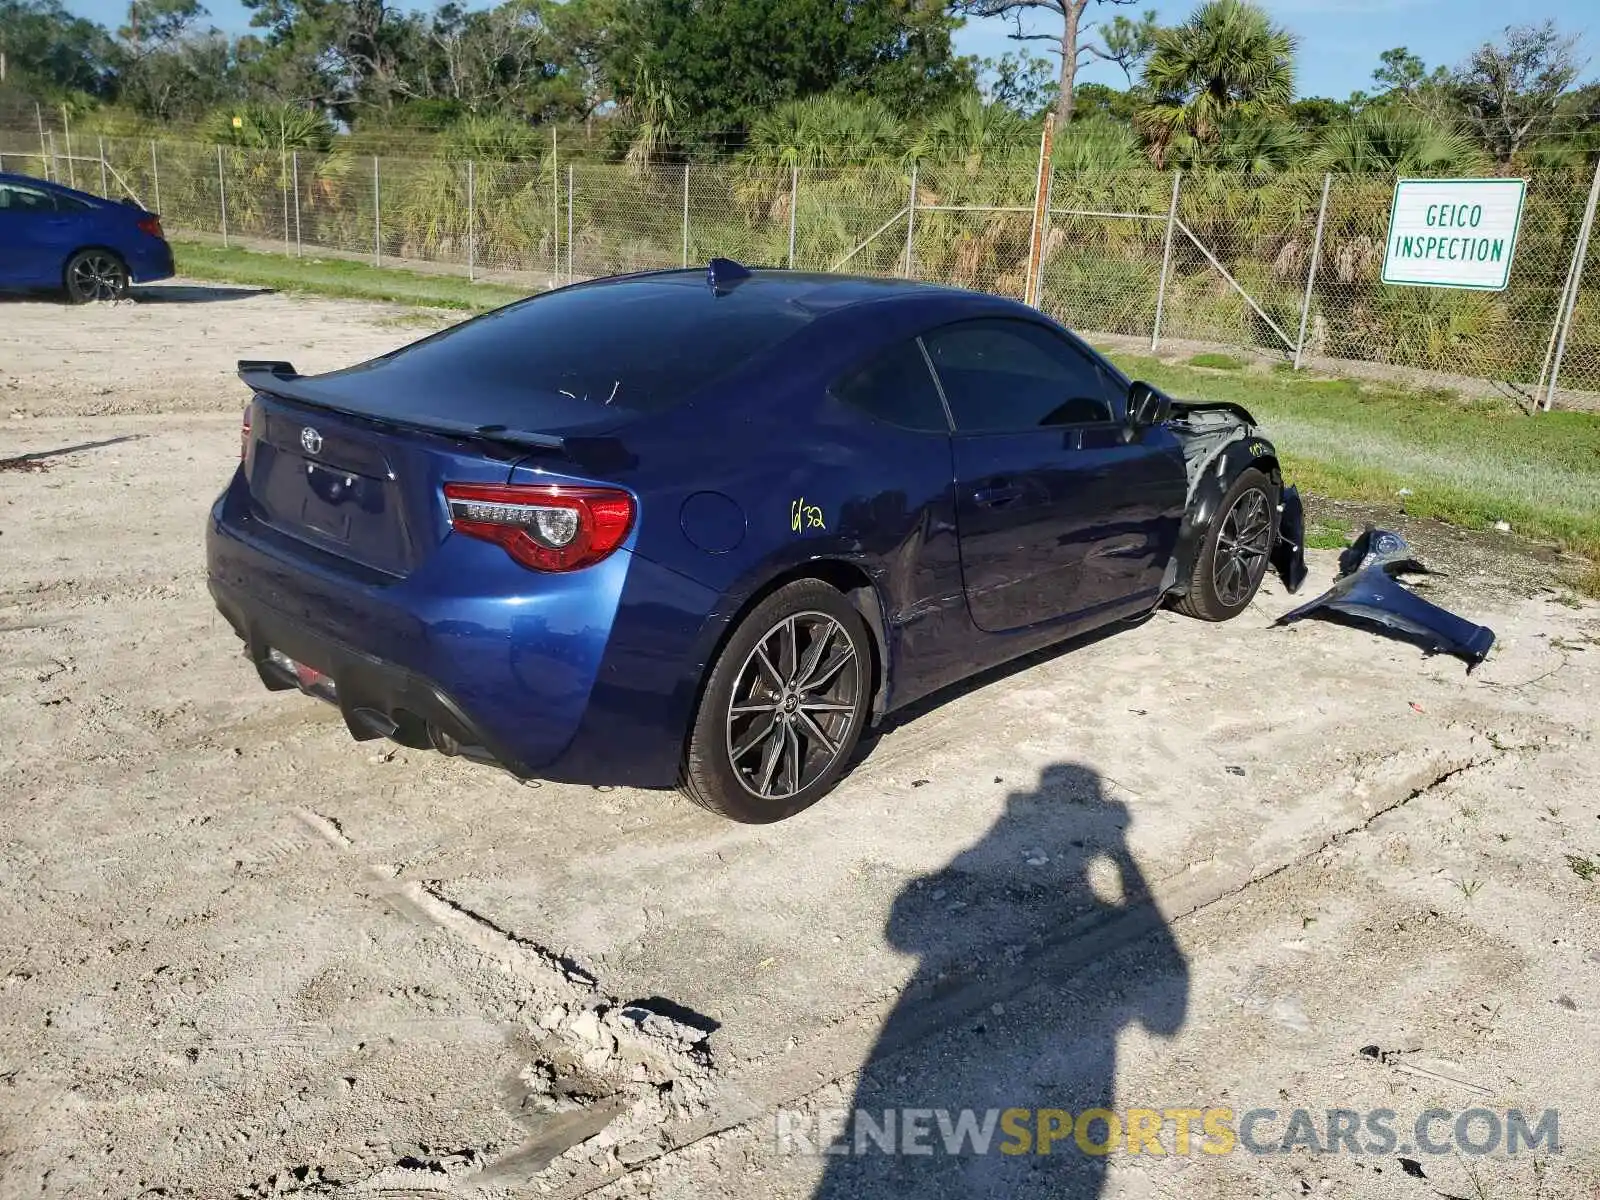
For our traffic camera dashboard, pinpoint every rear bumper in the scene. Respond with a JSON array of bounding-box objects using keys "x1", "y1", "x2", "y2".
[
  {"x1": 128, "y1": 237, "x2": 175, "y2": 284},
  {"x1": 210, "y1": 577, "x2": 533, "y2": 772},
  {"x1": 206, "y1": 476, "x2": 719, "y2": 787}
]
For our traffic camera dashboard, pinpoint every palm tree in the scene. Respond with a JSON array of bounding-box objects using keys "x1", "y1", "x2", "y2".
[
  {"x1": 1051, "y1": 114, "x2": 1144, "y2": 173},
  {"x1": 1197, "y1": 115, "x2": 1306, "y2": 172},
  {"x1": 204, "y1": 103, "x2": 336, "y2": 153},
  {"x1": 906, "y1": 94, "x2": 1033, "y2": 175},
  {"x1": 1137, "y1": 0, "x2": 1296, "y2": 165},
  {"x1": 623, "y1": 57, "x2": 676, "y2": 172},
  {"x1": 746, "y1": 94, "x2": 905, "y2": 171},
  {"x1": 441, "y1": 114, "x2": 542, "y2": 162},
  {"x1": 1314, "y1": 107, "x2": 1489, "y2": 175}
]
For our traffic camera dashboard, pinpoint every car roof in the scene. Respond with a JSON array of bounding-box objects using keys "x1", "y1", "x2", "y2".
[
  {"x1": 1, "y1": 171, "x2": 66, "y2": 190},
  {"x1": 0, "y1": 172, "x2": 112, "y2": 205},
  {"x1": 572, "y1": 265, "x2": 1006, "y2": 317}
]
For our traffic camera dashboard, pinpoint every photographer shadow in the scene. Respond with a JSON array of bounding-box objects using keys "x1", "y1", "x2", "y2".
[{"x1": 813, "y1": 763, "x2": 1189, "y2": 1199}]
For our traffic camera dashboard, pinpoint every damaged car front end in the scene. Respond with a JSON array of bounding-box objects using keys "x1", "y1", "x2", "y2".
[{"x1": 1158, "y1": 389, "x2": 1309, "y2": 604}]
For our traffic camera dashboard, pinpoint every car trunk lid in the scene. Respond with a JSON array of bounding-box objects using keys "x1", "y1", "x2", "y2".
[{"x1": 242, "y1": 367, "x2": 626, "y2": 579}]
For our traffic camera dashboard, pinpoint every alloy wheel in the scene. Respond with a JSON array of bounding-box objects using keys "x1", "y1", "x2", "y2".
[
  {"x1": 70, "y1": 254, "x2": 125, "y2": 301},
  {"x1": 725, "y1": 611, "x2": 861, "y2": 801},
  {"x1": 1213, "y1": 487, "x2": 1272, "y2": 607}
]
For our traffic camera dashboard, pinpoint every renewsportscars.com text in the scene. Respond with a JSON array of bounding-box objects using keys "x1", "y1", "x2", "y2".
[{"x1": 774, "y1": 1106, "x2": 1560, "y2": 1158}]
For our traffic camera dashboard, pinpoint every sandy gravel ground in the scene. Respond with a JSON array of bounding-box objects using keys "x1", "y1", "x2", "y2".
[{"x1": 2, "y1": 287, "x2": 1598, "y2": 1200}]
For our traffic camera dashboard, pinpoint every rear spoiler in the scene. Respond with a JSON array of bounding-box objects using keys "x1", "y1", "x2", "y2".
[
  {"x1": 234, "y1": 359, "x2": 632, "y2": 470},
  {"x1": 238, "y1": 359, "x2": 301, "y2": 382}
]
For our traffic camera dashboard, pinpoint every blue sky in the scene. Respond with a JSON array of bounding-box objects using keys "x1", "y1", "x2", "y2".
[
  {"x1": 62, "y1": 0, "x2": 1597, "y2": 101},
  {"x1": 952, "y1": 0, "x2": 1594, "y2": 98}
]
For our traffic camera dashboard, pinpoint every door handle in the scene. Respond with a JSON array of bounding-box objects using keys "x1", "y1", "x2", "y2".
[{"x1": 973, "y1": 482, "x2": 1023, "y2": 508}]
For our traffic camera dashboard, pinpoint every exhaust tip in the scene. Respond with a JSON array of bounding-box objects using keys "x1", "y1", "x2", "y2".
[
  {"x1": 347, "y1": 706, "x2": 399, "y2": 740},
  {"x1": 428, "y1": 724, "x2": 462, "y2": 756}
]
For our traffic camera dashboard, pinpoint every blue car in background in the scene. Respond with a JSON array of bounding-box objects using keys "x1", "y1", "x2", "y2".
[
  {"x1": 207, "y1": 260, "x2": 1304, "y2": 823},
  {"x1": 0, "y1": 172, "x2": 174, "y2": 302}
]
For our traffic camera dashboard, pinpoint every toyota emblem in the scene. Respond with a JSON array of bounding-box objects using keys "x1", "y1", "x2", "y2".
[{"x1": 300, "y1": 426, "x2": 323, "y2": 455}]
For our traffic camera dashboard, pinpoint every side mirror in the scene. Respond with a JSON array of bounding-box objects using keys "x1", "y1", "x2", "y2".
[{"x1": 1126, "y1": 381, "x2": 1172, "y2": 433}]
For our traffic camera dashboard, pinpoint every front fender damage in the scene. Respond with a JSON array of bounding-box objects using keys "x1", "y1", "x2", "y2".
[
  {"x1": 1275, "y1": 527, "x2": 1495, "y2": 669},
  {"x1": 1166, "y1": 398, "x2": 1307, "y2": 596}
]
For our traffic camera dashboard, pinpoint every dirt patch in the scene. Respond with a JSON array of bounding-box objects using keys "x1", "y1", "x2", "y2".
[
  {"x1": 1, "y1": 289, "x2": 1598, "y2": 1199},
  {"x1": 0, "y1": 282, "x2": 445, "y2": 419}
]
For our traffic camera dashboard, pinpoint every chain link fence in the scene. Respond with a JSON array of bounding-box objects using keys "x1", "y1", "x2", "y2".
[{"x1": 4, "y1": 128, "x2": 1600, "y2": 405}]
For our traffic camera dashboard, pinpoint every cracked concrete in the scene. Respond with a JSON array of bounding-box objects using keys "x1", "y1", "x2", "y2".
[{"x1": 2, "y1": 289, "x2": 1599, "y2": 1199}]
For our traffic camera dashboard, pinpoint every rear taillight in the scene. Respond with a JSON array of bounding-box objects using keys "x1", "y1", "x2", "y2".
[
  {"x1": 240, "y1": 402, "x2": 251, "y2": 460},
  {"x1": 443, "y1": 483, "x2": 635, "y2": 572},
  {"x1": 137, "y1": 215, "x2": 164, "y2": 239}
]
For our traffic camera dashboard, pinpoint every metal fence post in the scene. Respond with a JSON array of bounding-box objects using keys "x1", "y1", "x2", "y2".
[
  {"x1": 292, "y1": 150, "x2": 301, "y2": 257},
  {"x1": 1294, "y1": 173, "x2": 1333, "y2": 371},
  {"x1": 1151, "y1": 170, "x2": 1182, "y2": 351},
  {"x1": 63, "y1": 109, "x2": 75, "y2": 188},
  {"x1": 36, "y1": 102, "x2": 49, "y2": 181},
  {"x1": 682, "y1": 163, "x2": 690, "y2": 268},
  {"x1": 218, "y1": 144, "x2": 228, "y2": 247},
  {"x1": 552, "y1": 127, "x2": 560, "y2": 285},
  {"x1": 566, "y1": 164, "x2": 574, "y2": 281},
  {"x1": 467, "y1": 159, "x2": 475, "y2": 280},
  {"x1": 1024, "y1": 112, "x2": 1056, "y2": 308},
  {"x1": 45, "y1": 131, "x2": 55, "y2": 183},
  {"x1": 372, "y1": 156, "x2": 381, "y2": 268},
  {"x1": 1545, "y1": 157, "x2": 1600, "y2": 412},
  {"x1": 150, "y1": 140, "x2": 160, "y2": 215},
  {"x1": 788, "y1": 165, "x2": 798, "y2": 269},
  {"x1": 98, "y1": 136, "x2": 107, "y2": 196},
  {"x1": 902, "y1": 162, "x2": 918, "y2": 278},
  {"x1": 281, "y1": 149, "x2": 290, "y2": 255}
]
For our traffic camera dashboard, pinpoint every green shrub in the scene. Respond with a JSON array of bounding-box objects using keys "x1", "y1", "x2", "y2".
[{"x1": 1188, "y1": 352, "x2": 1247, "y2": 369}]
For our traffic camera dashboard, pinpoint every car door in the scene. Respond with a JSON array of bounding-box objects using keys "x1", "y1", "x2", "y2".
[
  {"x1": 0, "y1": 181, "x2": 64, "y2": 287},
  {"x1": 826, "y1": 338, "x2": 964, "y2": 702},
  {"x1": 923, "y1": 317, "x2": 1187, "y2": 634}
]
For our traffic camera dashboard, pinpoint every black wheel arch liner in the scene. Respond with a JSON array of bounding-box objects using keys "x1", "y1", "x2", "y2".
[{"x1": 1165, "y1": 433, "x2": 1284, "y2": 599}]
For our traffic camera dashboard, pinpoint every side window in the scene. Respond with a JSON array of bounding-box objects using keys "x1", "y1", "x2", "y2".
[
  {"x1": 53, "y1": 194, "x2": 93, "y2": 213},
  {"x1": 831, "y1": 340, "x2": 949, "y2": 432},
  {"x1": 923, "y1": 319, "x2": 1117, "y2": 433},
  {"x1": 0, "y1": 184, "x2": 57, "y2": 213}
]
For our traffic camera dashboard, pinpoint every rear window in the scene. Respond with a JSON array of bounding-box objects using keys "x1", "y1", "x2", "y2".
[{"x1": 373, "y1": 276, "x2": 816, "y2": 414}]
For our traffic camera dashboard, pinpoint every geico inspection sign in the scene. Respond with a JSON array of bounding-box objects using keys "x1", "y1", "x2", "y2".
[{"x1": 1380, "y1": 178, "x2": 1526, "y2": 290}]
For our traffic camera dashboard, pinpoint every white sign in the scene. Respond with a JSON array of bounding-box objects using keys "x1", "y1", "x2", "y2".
[{"x1": 1380, "y1": 178, "x2": 1526, "y2": 291}]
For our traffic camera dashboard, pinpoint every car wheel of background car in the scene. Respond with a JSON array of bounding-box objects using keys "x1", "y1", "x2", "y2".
[
  {"x1": 1175, "y1": 466, "x2": 1278, "y2": 622},
  {"x1": 680, "y1": 579, "x2": 872, "y2": 823},
  {"x1": 64, "y1": 250, "x2": 128, "y2": 304}
]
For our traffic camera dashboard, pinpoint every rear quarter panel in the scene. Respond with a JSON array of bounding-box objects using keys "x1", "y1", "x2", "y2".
[{"x1": 616, "y1": 308, "x2": 985, "y2": 723}]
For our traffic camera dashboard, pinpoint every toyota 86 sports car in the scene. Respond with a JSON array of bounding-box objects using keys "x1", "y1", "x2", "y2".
[{"x1": 207, "y1": 259, "x2": 1305, "y2": 823}]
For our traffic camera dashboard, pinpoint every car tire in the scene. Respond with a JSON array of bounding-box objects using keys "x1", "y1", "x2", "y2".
[
  {"x1": 680, "y1": 579, "x2": 873, "y2": 823},
  {"x1": 1174, "y1": 466, "x2": 1278, "y2": 622},
  {"x1": 64, "y1": 249, "x2": 129, "y2": 304}
]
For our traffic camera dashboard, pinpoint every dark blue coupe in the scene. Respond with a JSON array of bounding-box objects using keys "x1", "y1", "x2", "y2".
[
  {"x1": 0, "y1": 172, "x2": 174, "y2": 301},
  {"x1": 207, "y1": 260, "x2": 1302, "y2": 822}
]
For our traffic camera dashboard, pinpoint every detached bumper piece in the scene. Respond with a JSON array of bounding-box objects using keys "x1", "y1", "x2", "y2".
[
  {"x1": 1272, "y1": 484, "x2": 1309, "y2": 595},
  {"x1": 1275, "y1": 527, "x2": 1495, "y2": 670}
]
